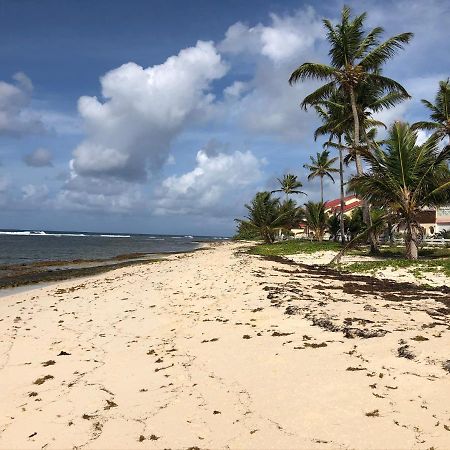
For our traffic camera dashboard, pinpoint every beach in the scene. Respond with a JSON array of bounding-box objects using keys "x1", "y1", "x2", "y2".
[{"x1": 1, "y1": 241, "x2": 450, "y2": 449}]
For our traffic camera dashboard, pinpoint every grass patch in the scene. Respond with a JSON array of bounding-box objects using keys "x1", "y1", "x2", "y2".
[
  {"x1": 248, "y1": 240, "x2": 341, "y2": 256},
  {"x1": 341, "y1": 257, "x2": 450, "y2": 278}
]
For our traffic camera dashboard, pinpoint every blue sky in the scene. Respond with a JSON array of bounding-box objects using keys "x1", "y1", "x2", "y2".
[{"x1": 0, "y1": 0, "x2": 448, "y2": 235}]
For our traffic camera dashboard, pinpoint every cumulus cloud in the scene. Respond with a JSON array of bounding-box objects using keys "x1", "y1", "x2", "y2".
[
  {"x1": 23, "y1": 148, "x2": 53, "y2": 167},
  {"x1": 0, "y1": 72, "x2": 44, "y2": 136},
  {"x1": 56, "y1": 171, "x2": 147, "y2": 213},
  {"x1": 219, "y1": 7, "x2": 323, "y2": 63},
  {"x1": 70, "y1": 40, "x2": 228, "y2": 183},
  {"x1": 155, "y1": 147, "x2": 264, "y2": 216},
  {"x1": 218, "y1": 7, "x2": 326, "y2": 140},
  {"x1": 21, "y1": 184, "x2": 49, "y2": 202}
]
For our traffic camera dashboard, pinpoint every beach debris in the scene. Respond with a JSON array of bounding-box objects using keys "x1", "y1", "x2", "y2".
[
  {"x1": 104, "y1": 399, "x2": 118, "y2": 410},
  {"x1": 28, "y1": 432, "x2": 37, "y2": 439},
  {"x1": 42, "y1": 360, "x2": 55, "y2": 367},
  {"x1": 138, "y1": 435, "x2": 145, "y2": 442},
  {"x1": 442, "y1": 360, "x2": 450, "y2": 373},
  {"x1": 213, "y1": 410, "x2": 221, "y2": 415},
  {"x1": 284, "y1": 305, "x2": 301, "y2": 315},
  {"x1": 411, "y1": 335, "x2": 429, "y2": 341},
  {"x1": 304, "y1": 342, "x2": 327, "y2": 348},
  {"x1": 154, "y1": 363, "x2": 174, "y2": 373},
  {"x1": 271, "y1": 331, "x2": 294, "y2": 337},
  {"x1": 28, "y1": 392, "x2": 38, "y2": 397},
  {"x1": 149, "y1": 434, "x2": 159, "y2": 440},
  {"x1": 364, "y1": 304, "x2": 378, "y2": 312},
  {"x1": 365, "y1": 409, "x2": 380, "y2": 417},
  {"x1": 33, "y1": 375, "x2": 54, "y2": 385},
  {"x1": 346, "y1": 366, "x2": 366, "y2": 371},
  {"x1": 57, "y1": 351, "x2": 71, "y2": 356},
  {"x1": 398, "y1": 344, "x2": 415, "y2": 359},
  {"x1": 242, "y1": 334, "x2": 252, "y2": 339}
]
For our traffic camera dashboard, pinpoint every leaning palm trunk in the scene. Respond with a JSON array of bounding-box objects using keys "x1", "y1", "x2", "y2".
[
  {"x1": 350, "y1": 87, "x2": 379, "y2": 254},
  {"x1": 338, "y1": 135, "x2": 346, "y2": 245}
]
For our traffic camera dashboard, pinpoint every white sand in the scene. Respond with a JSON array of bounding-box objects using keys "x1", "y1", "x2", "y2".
[{"x1": 0, "y1": 242, "x2": 449, "y2": 449}]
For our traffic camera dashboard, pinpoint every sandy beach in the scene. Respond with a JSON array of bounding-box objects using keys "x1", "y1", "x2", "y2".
[{"x1": 1, "y1": 241, "x2": 450, "y2": 449}]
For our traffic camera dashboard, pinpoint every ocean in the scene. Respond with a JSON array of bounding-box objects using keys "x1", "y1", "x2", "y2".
[{"x1": 0, "y1": 230, "x2": 227, "y2": 266}]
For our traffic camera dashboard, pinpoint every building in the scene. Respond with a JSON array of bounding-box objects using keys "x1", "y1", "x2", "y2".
[
  {"x1": 415, "y1": 206, "x2": 450, "y2": 236},
  {"x1": 324, "y1": 195, "x2": 362, "y2": 217}
]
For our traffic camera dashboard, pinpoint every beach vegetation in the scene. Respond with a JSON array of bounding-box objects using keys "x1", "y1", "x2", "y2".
[
  {"x1": 303, "y1": 150, "x2": 338, "y2": 203},
  {"x1": 289, "y1": 5, "x2": 413, "y2": 253},
  {"x1": 248, "y1": 240, "x2": 340, "y2": 256},
  {"x1": 412, "y1": 78, "x2": 450, "y2": 143},
  {"x1": 304, "y1": 201, "x2": 328, "y2": 241},
  {"x1": 271, "y1": 173, "x2": 306, "y2": 200},
  {"x1": 348, "y1": 122, "x2": 450, "y2": 259}
]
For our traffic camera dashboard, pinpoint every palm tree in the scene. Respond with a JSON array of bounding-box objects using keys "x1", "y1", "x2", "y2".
[
  {"x1": 244, "y1": 192, "x2": 287, "y2": 244},
  {"x1": 289, "y1": 5, "x2": 413, "y2": 251},
  {"x1": 303, "y1": 150, "x2": 338, "y2": 202},
  {"x1": 348, "y1": 122, "x2": 450, "y2": 259},
  {"x1": 304, "y1": 201, "x2": 328, "y2": 242},
  {"x1": 412, "y1": 79, "x2": 450, "y2": 144},
  {"x1": 271, "y1": 173, "x2": 306, "y2": 200}
]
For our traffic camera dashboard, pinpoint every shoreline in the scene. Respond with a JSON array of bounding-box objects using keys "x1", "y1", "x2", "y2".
[
  {"x1": 0, "y1": 244, "x2": 211, "y2": 291},
  {"x1": 0, "y1": 241, "x2": 449, "y2": 449}
]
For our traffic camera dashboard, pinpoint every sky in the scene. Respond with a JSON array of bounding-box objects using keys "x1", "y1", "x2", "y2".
[{"x1": 0, "y1": 0, "x2": 448, "y2": 236}]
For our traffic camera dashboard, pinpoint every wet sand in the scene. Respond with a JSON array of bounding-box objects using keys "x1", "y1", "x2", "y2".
[{"x1": 0, "y1": 242, "x2": 449, "y2": 449}]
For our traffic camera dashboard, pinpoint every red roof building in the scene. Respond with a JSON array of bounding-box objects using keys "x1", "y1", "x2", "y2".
[{"x1": 324, "y1": 195, "x2": 362, "y2": 215}]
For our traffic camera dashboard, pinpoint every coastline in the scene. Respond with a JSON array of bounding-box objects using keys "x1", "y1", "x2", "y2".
[
  {"x1": 0, "y1": 243, "x2": 211, "y2": 291},
  {"x1": 0, "y1": 241, "x2": 449, "y2": 449}
]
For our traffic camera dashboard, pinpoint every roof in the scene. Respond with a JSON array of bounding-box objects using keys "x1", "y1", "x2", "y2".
[
  {"x1": 324, "y1": 195, "x2": 362, "y2": 213},
  {"x1": 324, "y1": 195, "x2": 358, "y2": 209}
]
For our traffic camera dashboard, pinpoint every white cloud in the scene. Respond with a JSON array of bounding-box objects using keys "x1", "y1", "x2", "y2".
[
  {"x1": 218, "y1": 7, "x2": 326, "y2": 140},
  {"x1": 23, "y1": 147, "x2": 53, "y2": 167},
  {"x1": 70, "y1": 40, "x2": 228, "y2": 182},
  {"x1": 155, "y1": 148, "x2": 264, "y2": 216},
  {"x1": 220, "y1": 7, "x2": 323, "y2": 63},
  {"x1": 21, "y1": 184, "x2": 49, "y2": 202},
  {"x1": 0, "y1": 72, "x2": 44, "y2": 136}
]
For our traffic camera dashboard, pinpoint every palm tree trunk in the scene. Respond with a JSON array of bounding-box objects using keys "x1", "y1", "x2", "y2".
[
  {"x1": 320, "y1": 177, "x2": 324, "y2": 203},
  {"x1": 338, "y1": 135, "x2": 346, "y2": 245},
  {"x1": 405, "y1": 222, "x2": 418, "y2": 259},
  {"x1": 349, "y1": 87, "x2": 378, "y2": 254}
]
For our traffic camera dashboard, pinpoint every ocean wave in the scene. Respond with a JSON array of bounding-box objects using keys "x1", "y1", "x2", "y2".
[{"x1": 0, "y1": 230, "x2": 130, "y2": 238}]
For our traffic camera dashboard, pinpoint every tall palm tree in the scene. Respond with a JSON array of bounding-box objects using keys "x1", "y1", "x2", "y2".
[
  {"x1": 271, "y1": 173, "x2": 306, "y2": 200},
  {"x1": 412, "y1": 78, "x2": 450, "y2": 144},
  {"x1": 303, "y1": 150, "x2": 338, "y2": 202},
  {"x1": 348, "y1": 122, "x2": 450, "y2": 259},
  {"x1": 289, "y1": 5, "x2": 413, "y2": 252},
  {"x1": 304, "y1": 201, "x2": 328, "y2": 242}
]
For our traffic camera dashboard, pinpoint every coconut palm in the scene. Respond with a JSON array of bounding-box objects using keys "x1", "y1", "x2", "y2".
[
  {"x1": 271, "y1": 173, "x2": 306, "y2": 200},
  {"x1": 289, "y1": 5, "x2": 413, "y2": 251},
  {"x1": 304, "y1": 201, "x2": 328, "y2": 242},
  {"x1": 313, "y1": 92, "x2": 351, "y2": 245},
  {"x1": 303, "y1": 150, "x2": 338, "y2": 203},
  {"x1": 289, "y1": 6, "x2": 412, "y2": 172},
  {"x1": 348, "y1": 122, "x2": 450, "y2": 259},
  {"x1": 412, "y1": 78, "x2": 450, "y2": 144},
  {"x1": 244, "y1": 192, "x2": 287, "y2": 244}
]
